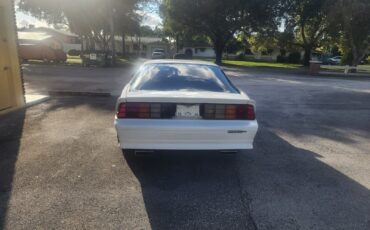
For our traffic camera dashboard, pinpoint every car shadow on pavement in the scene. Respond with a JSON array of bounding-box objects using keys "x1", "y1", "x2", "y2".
[
  {"x1": 124, "y1": 151, "x2": 253, "y2": 229},
  {"x1": 124, "y1": 128, "x2": 370, "y2": 230},
  {"x1": 0, "y1": 109, "x2": 25, "y2": 229}
]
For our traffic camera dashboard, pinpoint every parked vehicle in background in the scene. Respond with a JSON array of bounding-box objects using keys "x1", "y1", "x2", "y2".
[
  {"x1": 151, "y1": 48, "x2": 166, "y2": 59},
  {"x1": 328, "y1": 56, "x2": 342, "y2": 65},
  {"x1": 360, "y1": 56, "x2": 369, "y2": 64},
  {"x1": 18, "y1": 44, "x2": 67, "y2": 63},
  {"x1": 81, "y1": 51, "x2": 112, "y2": 67},
  {"x1": 173, "y1": 53, "x2": 193, "y2": 60},
  {"x1": 115, "y1": 60, "x2": 258, "y2": 154}
]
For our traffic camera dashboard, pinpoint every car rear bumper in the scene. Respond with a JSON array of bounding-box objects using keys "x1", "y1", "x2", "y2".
[{"x1": 114, "y1": 119, "x2": 258, "y2": 150}]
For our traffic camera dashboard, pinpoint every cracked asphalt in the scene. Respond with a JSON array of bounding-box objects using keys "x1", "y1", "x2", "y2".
[{"x1": 0, "y1": 64, "x2": 370, "y2": 229}]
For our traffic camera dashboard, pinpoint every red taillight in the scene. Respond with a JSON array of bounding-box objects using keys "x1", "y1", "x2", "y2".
[
  {"x1": 203, "y1": 104, "x2": 255, "y2": 120},
  {"x1": 126, "y1": 103, "x2": 151, "y2": 118},
  {"x1": 117, "y1": 103, "x2": 151, "y2": 118},
  {"x1": 118, "y1": 103, "x2": 255, "y2": 120},
  {"x1": 117, "y1": 103, "x2": 127, "y2": 118},
  {"x1": 116, "y1": 103, "x2": 176, "y2": 119},
  {"x1": 246, "y1": 104, "x2": 256, "y2": 120}
]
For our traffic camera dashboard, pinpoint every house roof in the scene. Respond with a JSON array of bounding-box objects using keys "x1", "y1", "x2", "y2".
[
  {"x1": 182, "y1": 41, "x2": 212, "y2": 48},
  {"x1": 21, "y1": 27, "x2": 78, "y2": 38},
  {"x1": 115, "y1": 36, "x2": 164, "y2": 44},
  {"x1": 18, "y1": 31, "x2": 52, "y2": 41}
]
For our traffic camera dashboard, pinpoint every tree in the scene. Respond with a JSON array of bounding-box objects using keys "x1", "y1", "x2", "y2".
[
  {"x1": 161, "y1": 0, "x2": 281, "y2": 64},
  {"x1": 339, "y1": 0, "x2": 370, "y2": 66},
  {"x1": 247, "y1": 33, "x2": 278, "y2": 55},
  {"x1": 160, "y1": 2, "x2": 193, "y2": 53},
  {"x1": 139, "y1": 25, "x2": 163, "y2": 37},
  {"x1": 284, "y1": 0, "x2": 335, "y2": 66},
  {"x1": 114, "y1": 2, "x2": 141, "y2": 57},
  {"x1": 18, "y1": 0, "x2": 143, "y2": 63}
]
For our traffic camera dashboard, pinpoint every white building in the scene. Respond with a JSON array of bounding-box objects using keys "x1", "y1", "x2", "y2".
[
  {"x1": 116, "y1": 36, "x2": 169, "y2": 58},
  {"x1": 18, "y1": 27, "x2": 81, "y2": 53},
  {"x1": 180, "y1": 42, "x2": 216, "y2": 58},
  {"x1": 87, "y1": 36, "x2": 170, "y2": 58}
]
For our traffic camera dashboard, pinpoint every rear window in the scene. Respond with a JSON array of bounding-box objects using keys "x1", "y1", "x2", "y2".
[{"x1": 130, "y1": 63, "x2": 239, "y2": 93}]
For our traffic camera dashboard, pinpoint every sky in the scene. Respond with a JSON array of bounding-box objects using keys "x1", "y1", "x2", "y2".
[
  {"x1": 138, "y1": 11, "x2": 162, "y2": 28},
  {"x1": 16, "y1": 7, "x2": 162, "y2": 30},
  {"x1": 16, "y1": 11, "x2": 49, "y2": 28}
]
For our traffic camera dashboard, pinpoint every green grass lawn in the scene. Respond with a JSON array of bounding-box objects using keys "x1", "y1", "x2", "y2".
[
  {"x1": 221, "y1": 60, "x2": 302, "y2": 69},
  {"x1": 118, "y1": 58, "x2": 132, "y2": 65},
  {"x1": 63, "y1": 56, "x2": 132, "y2": 66},
  {"x1": 67, "y1": 55, "x2": 82, "y2": 65},
  {"x1": 321, "y1": 64, "x2": 370, "y2": 74},
  {"x1": 197, "y1": 58, "x2": 302, "y2": 69}
]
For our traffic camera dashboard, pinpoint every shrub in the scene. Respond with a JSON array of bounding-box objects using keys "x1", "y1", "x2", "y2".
[
  {"x1": 277, "y1": 55, "x2": 288, "y2": 63},
  {"x1": 235, "y1": 53, "x2": 246, "y2": 61},
  {"x1": 184, "y1": 49, "x2": 193, "y2": 59},
  {"x1": 288, "y1": 52, "x2": 301, "y2": 64},
  {"x1": 173, "y1": 53, "x2": 189, "y2": 59},
  {"x1": 68, "y1": 49, "x2": 81, "y2": 56}
]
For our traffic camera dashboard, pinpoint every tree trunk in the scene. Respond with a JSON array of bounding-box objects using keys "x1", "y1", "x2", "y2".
[
  {"x1": 80, "y1": 36, "x2": 84, "y2": 54},
  {"x1": 175, "y1": 34, "x2": 180, "y2": 53},
  {"x1": 303, "y1": 46, "x2": 312, "y2": 66},
  {"x1": 215, "y1": 47, "x2": 223, "y2": 65},
  {"x1": 121, "y1": 32, "x2": 126, "y2": 57},
  {"x1": 351, "y1": 45, "x2": 368, "y2": 67},
  {"x1": 213, "y1": 38, "x2": 225, "y2": 65}
]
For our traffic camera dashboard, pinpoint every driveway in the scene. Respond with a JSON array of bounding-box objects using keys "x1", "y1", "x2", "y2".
[{"x1": 0, "y1": 64, "x2": 369, "y2": 229}]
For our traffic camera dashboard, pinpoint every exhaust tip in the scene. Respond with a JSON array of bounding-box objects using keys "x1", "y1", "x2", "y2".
[
  {"x1": 134, "y1": 150, "x2": 154, "y2": 156},
  {"x1": 220, "y1": 150, "x2": 238, "y2": 155}
]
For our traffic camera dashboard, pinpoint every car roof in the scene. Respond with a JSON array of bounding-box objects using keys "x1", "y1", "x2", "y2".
[{"x1": 143, "y1": 59, "x2": 219, "y2": 67}]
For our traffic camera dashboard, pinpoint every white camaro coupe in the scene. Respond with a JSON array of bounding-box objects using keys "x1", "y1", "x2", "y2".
[{"x1": 114, "y1": 60, "x2": 258, "y2": 153}]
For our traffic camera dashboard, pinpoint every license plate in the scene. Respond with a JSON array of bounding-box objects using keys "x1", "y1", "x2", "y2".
[{"x1": 176, "y1": 104, "x2": 200, "y2": 118}]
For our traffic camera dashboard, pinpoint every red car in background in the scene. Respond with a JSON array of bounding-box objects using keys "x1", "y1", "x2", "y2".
[{"x1": 18, "y1": 44, "x2": 67, "y2": 63}]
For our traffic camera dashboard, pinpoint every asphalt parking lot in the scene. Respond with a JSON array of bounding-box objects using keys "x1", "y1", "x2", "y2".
[{"x1": 1, "y1": 64, "x2": 370, "y2": 229}]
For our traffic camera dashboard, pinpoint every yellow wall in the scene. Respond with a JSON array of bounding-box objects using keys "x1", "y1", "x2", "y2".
[{"x1": 0, "y1": 0, "x2": 25, "y2": 114}]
